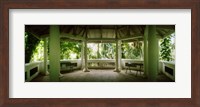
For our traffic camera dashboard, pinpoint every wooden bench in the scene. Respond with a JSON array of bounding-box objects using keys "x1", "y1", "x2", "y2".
[
  {"x1": 125, "y1": 62, "x2": 143, "y2": 76},
  {"x1": 60, "y1": 62, "x2": 77, "y2": 71}
]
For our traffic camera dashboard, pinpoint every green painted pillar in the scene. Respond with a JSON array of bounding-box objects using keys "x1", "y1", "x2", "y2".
[
  {"x1": 49, "y1": 25, "x2": 60, "y2": 82},
  {"x1": 43, "y1": 37, "x2": 48, "y2": 75},
  {"x1": 97, "y1": 43, "x2": 100, "y2": 59},
  {"x1": 148, "y1": 25, "x2": 158, "y2": 81},
  {"x1": 97, "y1": 43, "x2": 100, "y2": 67},
  {"x1": 114, "y1": 40, "x2": 120, "y2": 72},
  {"x1": 81, "y1": 41, "x2": 84, "y2": 69},
  {"x1": 83, "y1": 40, "x2": 89, "y2": 72},
  {"x1": 144, "y1": 26, "x2": 149, "y2": 77},
  {"x1": 118, "y1": 40, "x2": 122, "y2": 70}
]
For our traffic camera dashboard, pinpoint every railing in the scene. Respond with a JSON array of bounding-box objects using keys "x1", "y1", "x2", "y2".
[
  {"x1": 121, "y1": 59, "x2": 143, "y2": 69},
  {"x1": 60, "y1": 59, "x2": 82, "y2": 70},
  {"x1": 160, "y1": 61, "x2": 175, "y2": 81},
  {"x1": 88, "y1": 59, "x2": 115, "y2": 69},
  {"x1": 25, "y1": 59, "x2": 175, "y2": 81},
  {"x1": 25, "y1": 61, "x2": 42, "y2": 82},
  {"x1": 87, "y1": 59, "x2": 144, "y2": 69}
]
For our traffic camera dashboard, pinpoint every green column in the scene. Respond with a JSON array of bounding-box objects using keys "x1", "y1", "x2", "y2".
[
  {"x1": 148, "y1": 25, "x2": 158, "y2": 81},
  {"x1": 83, "y1": 40, "x2": 89, "y2": 72},
  {"x1": 49, "y1": 25, "x2": 60, "y2": 82},
  {"x1": 97, "y1": 43, "x2": 100, "y2": 67},
  {"x1": 118, "y1": 40, "x2": 122, "y2": 70},
  {"x1": 114, "y1": 40, "x2": 120, "y2": 72},
  {"x1": 43, "y1": 37, "x2": 48, "y2": 75},
  {"x1": 97, "y1": 43, "x2": 100, "y2": 59},
  {"x1": 81, "y1": 41, "x2": 84, "y2": 69},
  {"x1": 144, "y1": 26, "x2": 149, "y2": 77}
]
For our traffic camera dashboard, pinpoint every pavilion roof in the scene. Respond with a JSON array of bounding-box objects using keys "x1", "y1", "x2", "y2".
[{"x1": 25, "y1": 25, "x2": 175, "y2": 42}]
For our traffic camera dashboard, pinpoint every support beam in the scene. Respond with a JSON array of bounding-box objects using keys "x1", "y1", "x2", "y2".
[
  {"x1": 148, "y1": 25, "x2": 159, "y2": 81},
  {"x1": 156, "y1": 25, "x2": 175, "y2": 30},
  {"x1": 114, "y1": 40, "x2": 120, "y2": 72},
  {"x1": 87, "y1": 41, "x2": 116, "y2": 43},
  {"x1": 60, "y1": 33, "x2": 85, "y2": 40},
  {"x1": 83, "y1": 40, "x2": 90, "y2": 72},
  {"x1": 29, "y1": 32, "x2": 41, "y2": 40},
  {"x1": 144, "y1": 25, "x2": 159, "y2": 81},
  {"x1": 42, "y1": 33, "x2": 85, "y2": 41},
  {"x1": 118, "y1": 36, "x2": 142, "y2": 41},
  {"x1": 144, "y1": 26, "x2": 149, "y2": 77},
  {"x1": 42, "y1": 37, "x2": 48, "y2": 75},
  {"x1": 87, "y1": 38, "x2": 116, "y2": 41},
  {"x1": 49, "y1": 25, "x2": 60, "y2": 82},
  {"x1": 97, "y1": 43, "x2": 100, "y2": 66},
  {"x1": 81, "y1": 41, "x2": 85, "y2": 69},
  {"x1": 118, "y1": 40, "x2": 122, "y2": 70},
  {"x1": 97, "y1": 43, "x2": 100, "y2": 59}
]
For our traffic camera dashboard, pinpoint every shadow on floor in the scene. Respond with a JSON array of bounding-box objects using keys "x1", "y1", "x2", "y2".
[{"x1": 31, "y1": 69, "x2": 174, "y2": 82}]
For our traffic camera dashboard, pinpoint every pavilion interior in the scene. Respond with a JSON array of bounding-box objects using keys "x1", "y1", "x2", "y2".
[{"x1": 25, "y1": 25, "x2": 175, "y2": 82}]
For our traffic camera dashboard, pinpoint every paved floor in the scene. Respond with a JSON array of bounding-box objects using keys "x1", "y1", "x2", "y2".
[{"x1": 31, "y1": 69, "x2": 174, "y2": 82}]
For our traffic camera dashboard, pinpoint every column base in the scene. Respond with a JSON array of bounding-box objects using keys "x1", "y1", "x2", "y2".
[
  {"x1": 142, "y1": 75, "x2": 148, "y2": 79},
  {"x1": 148, "y1": 76, "x2": 157, "y2": 82},
  {"x1": 45, "y1": 71, "x2": 49, "y2": 75},
  {"x1": 83, "y1": 68, "x2": 90, "y2": 72},
  {"x1": 114, "y1": 68, "x2": 120, "y2": 72},
  {"x1": 40, "y1": 71, "x2": 49, "y2": 76},
  {"x1": 59, "y1": 73, "x2": 64, "y2": 78}
]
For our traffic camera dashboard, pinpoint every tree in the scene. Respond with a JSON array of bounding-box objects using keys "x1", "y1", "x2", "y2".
[
  {"x1": 160, "y1": 35, "x2": 173, "y2": 61},
  {"x1": 100, "y1": 43, "x2": 116, "y2": 59},
  {"x1": 60, "y1": 41, "x2": 81, "y2": 59},
  {"x1": 121, "y1": 41, "x2": 143, "y2": 59},
  {"x1": 30, "y1": 40, "x2": 44, "y2": 62},
  {"x1": 25, "y1": 32, "x2": 40, "y2": 63}
]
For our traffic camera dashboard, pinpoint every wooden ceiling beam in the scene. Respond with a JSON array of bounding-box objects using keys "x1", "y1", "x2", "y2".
[
  {"x1": 28, "y1": 32, "x2": 41, "y2": 40},
  {"x1": 156, "y1": 25, "x2": 175, "y2": 30},
  {"x1": 87, "y1": 38, "x2": 116, "y2": 41},
  {"x1": 60, "y1": 33, "x2": 85, "y2": 40},
  {"x1": 119, "y1": 36, "x2": 143, "y2": 41}
]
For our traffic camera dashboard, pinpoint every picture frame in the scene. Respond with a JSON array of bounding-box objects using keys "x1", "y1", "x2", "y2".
[{"x1": 0, "y1": 0, "x2": 199, "y2": 107}]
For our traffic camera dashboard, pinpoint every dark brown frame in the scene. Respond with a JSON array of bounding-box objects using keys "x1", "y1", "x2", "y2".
[{"x1": 0, "y1": 0, "x2": 200, "y2": 107}]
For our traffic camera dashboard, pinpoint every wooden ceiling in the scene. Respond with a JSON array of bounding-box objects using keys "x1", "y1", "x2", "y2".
[{"x1": 25, "y1": 25, "x2": 175, "y2": 42}]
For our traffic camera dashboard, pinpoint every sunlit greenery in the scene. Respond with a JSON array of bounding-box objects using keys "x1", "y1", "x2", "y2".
[
  {"x1": 26, "y1": 33, "x2": 175, "y2": 62},
  {"x1": 122, "y1": 41, "x2": 143, "y2": 59},
  {"x1": 87, "y1": 42, "x2": 143, "y2": 59},
  {"x1": 60, "y1": 41, "x2": 81, "y2": 59},
  {"x1": 25, "y1": 32, "x2": 40, "y2": 63},
  {"x1": 30, "y1": 40, "x2": 44, "y2": 62},
  {"x1": 159, "y1": 33, "x2": 175, "y2": 61},
  {"x1": 87, "y1": 43, "x2": 116, "y2": 59},
  {"x1": 28, "y1": 41, "x2": 144, "y2": 62}
]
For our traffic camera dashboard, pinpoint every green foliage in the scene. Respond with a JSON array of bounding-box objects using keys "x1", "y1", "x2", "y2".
[
  {"x1": 25, "y1": 32, "x2": 40, "y2": 63},
  {"x1": 87, "y1": 47, "x2": 96, "y2": 59},
  {"x1": 60, "y1": 41, "x2": 81, "y2": 59},
  {"x1": 87, "y1": 43, "x2": 116, "y2": 59},
  {"x1": 100, "y1": 43, "x2": 116, "y2": 59},
  {"x1": 30, "y1": 40, "x2": 44, "y2": 62},
  {"x1": 160, "y1": 34, "x2": 174, "y2": 61},
  {"x1": 87, "y1": 44, "x2": 97, "y2": 59},
  {"x1": 122, "y1": 42, "x2": 143, "y2": 59},
  {"x1": 28, "y1": 40, "x2": 82, "y2": 62},
  {"x1": 26, "y1": 35, "x2": 145, "y2": 62},
  {"x1": 87, "y1": 42, "x2": 143, "y2": 60}
]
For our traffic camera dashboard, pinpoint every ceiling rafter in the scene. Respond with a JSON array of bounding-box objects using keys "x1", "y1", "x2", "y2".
[{"x1": 25, "y1": 25, "x2": 175, "y2": 42}]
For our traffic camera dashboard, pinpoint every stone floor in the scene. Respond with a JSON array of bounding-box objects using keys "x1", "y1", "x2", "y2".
[{"x1": 31, "y1": 69, "x2": 174, "y2": 82}]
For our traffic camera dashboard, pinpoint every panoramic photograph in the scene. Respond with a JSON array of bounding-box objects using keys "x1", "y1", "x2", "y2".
[{"x1": 25, "y1": 25, "x2": 175, "y2": 82}]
